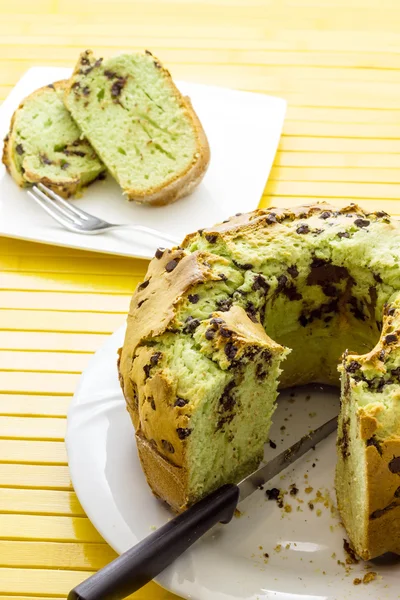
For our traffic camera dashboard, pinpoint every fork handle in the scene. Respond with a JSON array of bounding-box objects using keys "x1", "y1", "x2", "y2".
[{"x1": 115, "y1": 224, "x2": 180, "y2": 246}]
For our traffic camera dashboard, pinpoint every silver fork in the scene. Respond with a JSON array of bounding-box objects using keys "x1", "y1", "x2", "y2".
[{"x1": 27, "y1": 184, "x2": 180, "y2": 246}]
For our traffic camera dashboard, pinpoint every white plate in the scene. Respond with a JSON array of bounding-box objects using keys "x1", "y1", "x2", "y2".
[
  {"x1": 0, "y1": 67, "x2": 286, "y2": 260},
  {"x1": 66, "y1": 327, "x2": 400, "y2": 600}
]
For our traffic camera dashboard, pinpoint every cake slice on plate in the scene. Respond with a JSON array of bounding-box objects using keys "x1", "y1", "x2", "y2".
[
  {"x1": 64, "y1": 50, "x2": 210, "y2": 206},
  {"x1": 2, "y1": 81, "x2": 105, "y2": 198}
]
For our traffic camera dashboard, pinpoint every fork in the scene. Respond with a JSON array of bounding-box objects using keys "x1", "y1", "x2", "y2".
[{"x1": 27, "y1": 184, "x2": 180, "y2": 246}]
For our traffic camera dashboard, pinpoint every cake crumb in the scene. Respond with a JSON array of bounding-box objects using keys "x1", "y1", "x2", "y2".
[
  {"x1": 284, "y1": 504, "x2": 292, "y2": 513},
  {"x1": 309, "y1": 411, "x2": 317, "y2": 418},
  {"x1": 331, "y1": 552, "x2": 336, "y2": 559},
  {"x1": 234, "y1": 508, "x2": 242, "y2": 518},
  {"x1": 264, "y1": 552, "x2": 269, "y2": 558},
  {"x1": 353, "y1": 578, "x2": 362, "y2": 585},
  {"x1": 289, "y1": 483, "x2": 299, "y2": 496},
  {"x1": 363, "y1": 572, "x2": 377, "y2": 584},
  {"x1": 285, "y1": 543, "x2": 290, "y2": 549},
  {"x1": 305, "y1": 486, "x2": 313, "y2": 494},
  {"x1": 308, "y1": 502, "x2": 314, "y2": 510},
  {"x1": 316, "y1": 509, "x2": 322, "y2": 517},
  {"x1": 274, "y1": 544, "x2": 282, "y2": 553}
]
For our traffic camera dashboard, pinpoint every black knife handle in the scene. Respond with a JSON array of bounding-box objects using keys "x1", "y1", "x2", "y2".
[{"x1": 68, "y1": 483, "x2": 239, "y2": 600}]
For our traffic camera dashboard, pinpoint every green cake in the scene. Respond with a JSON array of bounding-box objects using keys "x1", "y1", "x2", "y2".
[
  {"x1": 119, "y1": 203, "x2": 400, "y2": 560},
  {"x1": 64, "y1": 50, "x2": 210, "y2": 206},
  {"x1": 2, "y1": 81, "x2": 105, "y2": 198}
]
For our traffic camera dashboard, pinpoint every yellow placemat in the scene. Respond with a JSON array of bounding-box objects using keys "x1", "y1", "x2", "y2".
[{"x1": 1, "y1": 0, "x2": 400, "y2": 598}]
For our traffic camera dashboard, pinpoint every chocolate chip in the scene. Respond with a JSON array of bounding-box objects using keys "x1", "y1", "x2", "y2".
[
  {"x1": 233, "y1": 260, "x2": 253, "y2": 270},
  {"x1": 323, "y1": 284, "x2": 337, "y2": 297},
  {"x1": 47, "y1": 83, "x2": 55, "y2": 89},
  {"x1": 161, "y1": 439, "x2": 175, "y2": 453},
  {"x1": 165, "y1": 259, "x2": 178, "y2": 272},
  {"x1": 150, "y1": 352, "x2": 162, "y2": 367},
  {"x1": 217, "y1": 298, "x2": 233, "y2": 312},
  {"x1": 299, "y1": 314, "x2": 308, "y2": 327},
  {"x1": 289, "y1": 484, "x2": 299, "y2": 496},
  {"x1": 111, "y1": 77, "x2": 127, "y2": 98},
  {"x1": 81, "y1": 56, "x2": 90, "y2": 65},
  {"x1": 388, "y1": 307, "x2": 396, "y2": 316},
  {"x1": 82, "y1": 86, "x2": 90, "y2": 96},
  {"x1": 366, "y1": 436, "x2": 383, "y2": 455},
  {"x1": 15, "y1": 143, "x2": 24, "y2": 155},
  {"x1": 210, "y1": 317, "x2": 224, "y2": 326},
  {"x1": 385, "y1": 334, "x2": 397, "y2": 345},
  {"x1": 225, "y1": 342, "x2": 238, "y2": 359},
  {"x1": 177, "y1": 427, "x2": 192, "y2": 440},
  {"x1": 205, "y1": 328, "x2": 215, "y2": 340},
  {"x1": 296, "y1": 224, "x2": 310, "y2": 234},
  {"x1": 138, "y1": 279, "x2": 150, "y2": 290},
  {"x1": 395, "y1": 486, "x2": 400, "y2": 498},
  {"x1": 218, "y1": 273, "x2": 228, "y2": 281},
  {"x1": 219, "y1": 326, "x2": 232, "y2": 338},
  {"x1": 337, "y1": 231, "x2": 350, "y2": 239},
  {"x1": 61, "y1": 161, "x2": 70, "y2": 170},
  {"x1": 174, "y1": 398, "x2": 188, "y2": 408},
  {"x1": 137, "y1": 298, "x2": 147, "y2": 308},
  {"x1": 378, "y1": 350, "x2": 386, "y2": 361},
  {"x1": 183, "y1": 316, "x2": 200, "y2": 334},
  {"x1": 149, "y1": 397, "x2": 156, "y2": 410},
  {"x1": 319, "y1": 211, "x2": 331, "y2": 219},
  {"x1": 265, "y1": 213, "x2": 277, "y2": 224},
  {"x1": 205, "y1": 234, "x2": 217, "y2": 243},
  {"x1": 374, "y1": 273, "x2": 383, "y2": 284},
  {"x1": 346, "y1": 361, "x2": 361, "y2": 373},
  {"x1": 94, "y1": 58, "x2": 103, "y2": 68},
  {"x1": 287, "y1": 265, "x2": 299, "y2": 278},
  {"x1": 265, "y1": 487, "x2": 280, "y2": 501},
  {"x1": 370, "y1": 502, "x2": 399, "y2": 520},
  {"x1": 354, "y1": 218, "x2": 370, "y2": 228},
  {"x1": 252, "y1": 274, "x2": 270, "y2": 293},
  {"x1": 376, "y1": 211, "x2": 389, "y2": 218},
  {"x1": 145, "y1": 49, "x2": 153, "y2": 56},
  {"x1": 155, "y1": 247, "x2": 165, "y2": 259},
  {"x1": 388, "y1": 456, "x2": 400, "y2": 474},
  {"x1": 143, "y1": 364, "x2": 151, "y2": 378},
  {"x1": 104, "y1": 69, "x2": 118, "y2": 79},
  {"x1": 188, "y1": 294, "x2": 199, "y2": 304},
  {"x1": 269, "y1": 440, "x2": 277, "y2": 449},
  {"x1": 40, "y1": 153, "x2": 52, "y2": 165}
]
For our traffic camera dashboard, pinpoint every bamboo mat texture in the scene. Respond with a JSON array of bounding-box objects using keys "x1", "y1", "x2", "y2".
[{"x1": 1, "y1": 0, "x2": 400, "y2": 598}]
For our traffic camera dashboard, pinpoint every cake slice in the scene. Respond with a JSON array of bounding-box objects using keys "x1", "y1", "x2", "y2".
[
  {"x1": 64, "y1": 50, "x2": 210, "y2": 206},
  {"x1": 336, "y1": 294, "x2": 400, "y2": 559},
  {"x1": 2, "y1": 81, "x2": 105, "y2": 198}
]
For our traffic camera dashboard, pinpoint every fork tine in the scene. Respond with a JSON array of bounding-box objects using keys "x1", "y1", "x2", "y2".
[
  {"x1": 32, "y1": 186, "x2": 84, "y2": 225},
  {"x1": 38, "y1": 183, "x2": 91, "y2": 220},
  {"x1": 28, "y1": 189, "x2": 79, "y2": 229}
]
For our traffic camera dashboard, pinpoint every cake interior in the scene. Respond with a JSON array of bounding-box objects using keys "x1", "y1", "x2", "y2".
[
  {"x1": 66, "y1": 52, "x2": 198, "y2": 192},
  {"x1": 11, "y1": 83, "x2": 103, "y2": 187}
]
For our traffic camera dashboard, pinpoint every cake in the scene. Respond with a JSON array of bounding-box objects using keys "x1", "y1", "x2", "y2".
[
  {"x1": 118, "y1": 202, "x2": 400, "y2": 560},
  {"x1": 64, "y1": 50, "x2": 210, "y2": 206},
  {"x1": 2, "y1": 81, "x2": 105, "y2": 198}
]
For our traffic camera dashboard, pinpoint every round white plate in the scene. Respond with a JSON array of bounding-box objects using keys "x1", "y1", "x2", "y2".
[{"x1": 66, "y1": 327, "x2": 400, "y2": 600}]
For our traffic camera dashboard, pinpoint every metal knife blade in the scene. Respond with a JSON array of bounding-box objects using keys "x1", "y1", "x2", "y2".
[{"x1": 238, "y1": 415, "x2": 338, "y2": 502}]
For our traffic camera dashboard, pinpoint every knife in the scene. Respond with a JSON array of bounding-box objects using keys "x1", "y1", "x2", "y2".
[{"x1": 68, "y1": 415, "x2": 337, "y2": 600}]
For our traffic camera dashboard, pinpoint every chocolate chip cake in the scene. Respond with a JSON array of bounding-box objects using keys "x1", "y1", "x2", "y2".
[
  {"x1": 64, "y1": 50, "x2": 210, "y2": 206},
  {"x1": 119, "y1": 203, "x2": 400, "y2": 560},
  {"x1": 2, "y1": 81, "x2": 105, "y2": 198}
]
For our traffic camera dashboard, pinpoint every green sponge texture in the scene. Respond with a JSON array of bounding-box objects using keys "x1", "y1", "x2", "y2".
[
  {"x1": 65, "y1": 52, "x2": 198, "y2": 193},
  {"x1": 12, "y1": 83, "x2": 104, "y2": 188}
]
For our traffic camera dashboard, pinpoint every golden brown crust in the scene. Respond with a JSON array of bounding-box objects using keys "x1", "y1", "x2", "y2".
[
  {"x1": 135, "y1": 432, "x2": 188, "y2": 512},
  {"x1": 126, "y1": 95, "x2": 210, "y2": 206}
]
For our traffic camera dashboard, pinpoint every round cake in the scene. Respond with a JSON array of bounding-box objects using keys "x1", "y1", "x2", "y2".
[{"x1": 118, "y1": 203, "x2": 400, "y2": 560}]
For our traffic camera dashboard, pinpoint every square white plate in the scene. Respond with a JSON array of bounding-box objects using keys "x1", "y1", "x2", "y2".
[{"x1": 0, "y1": 67, "x2": 286, "y2": 259}]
